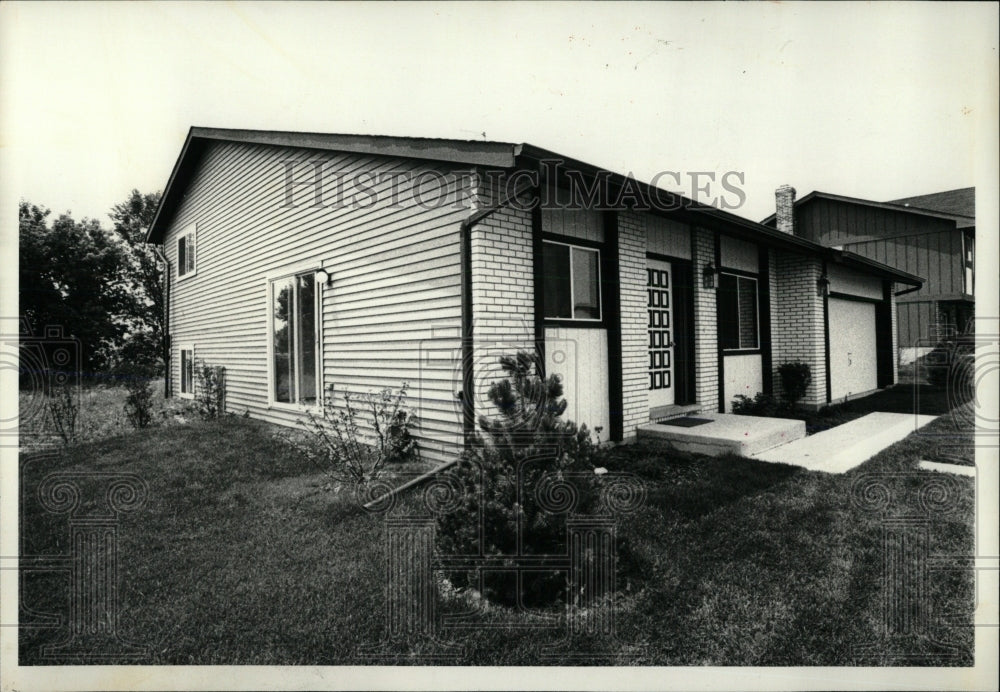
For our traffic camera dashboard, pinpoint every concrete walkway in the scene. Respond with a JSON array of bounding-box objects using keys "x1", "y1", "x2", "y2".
[
  {"x1": 918, "y1": 460, "x2": 976, "y2": 477},
  {"x1": 751, "y1": 412, "x2": 938, "y2": 474},
  {"x1": 638, "y1": 413, "x2": 806, "y2": 457}
]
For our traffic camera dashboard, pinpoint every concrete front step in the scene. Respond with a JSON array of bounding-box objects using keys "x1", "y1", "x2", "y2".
[
  {"x1": 752, "y1": 412, "x2": 938, "y2": 473},
  {"x1": 638, "y1": 413, "x2": 806, "y2": 457},
  {"x1": 649, "y1": 403, "x2": 702, "y2": 423}
]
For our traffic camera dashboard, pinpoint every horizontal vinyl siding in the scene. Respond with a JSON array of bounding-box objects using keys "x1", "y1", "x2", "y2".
[{"x1": 162, "y1": 140, "x2": 469, "y2": 462}]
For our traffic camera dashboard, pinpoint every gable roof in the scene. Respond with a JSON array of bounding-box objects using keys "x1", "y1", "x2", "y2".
[
  {"x1": 146, "y1": 127, "x2": 922, "y2": 286},
  {"x1": 760, "y1": 189, "x2": 975, "y2": 230},
  {"x1": 889, "y1": 187, "x2": 975, "y2": 218}
]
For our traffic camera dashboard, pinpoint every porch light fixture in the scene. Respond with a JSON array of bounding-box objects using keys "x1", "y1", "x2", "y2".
[
  {"x1": 817, "y1": 272, "x2": 830, "y2": 297},
  {"x1": 702, "y1": 262, "x2": 718, "y2": 290},
  {"x1": 316, "y1": 268, "x2": 332, "y2": 286}
]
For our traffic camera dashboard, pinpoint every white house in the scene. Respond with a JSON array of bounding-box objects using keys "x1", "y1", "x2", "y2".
[{"x1": 146, "y1": 128, "x2": 923, "y2": 463}]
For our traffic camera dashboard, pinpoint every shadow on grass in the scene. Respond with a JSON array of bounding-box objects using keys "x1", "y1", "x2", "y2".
[
  {"x1": 789, "y1": 384, "x2": 962, "y2": 435},
  {"x1": 602, "y1": 440, "x2": 801, "y2": 522},
  {"x1": 17, "y1": 410, "x2": 975, "y2": 666}
]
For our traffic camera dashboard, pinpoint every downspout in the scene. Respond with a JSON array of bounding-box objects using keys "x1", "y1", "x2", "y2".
[
  {"x1": 150, "y1": 244, "x2": 171, "y2": 398},
  {"x1": 894, "y1": 284, "x2": 921, "y2": 298}
]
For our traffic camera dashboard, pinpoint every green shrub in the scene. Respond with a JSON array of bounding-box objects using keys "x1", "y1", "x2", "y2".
[
  {"x1": 436, "y1": 351, "x2": 603, "y2": 607},
  {"x1": 731, "y1": 391, "x2": 782, "y2": 417},
  {"x1": 123, "y1": 373, "x2": 155, "y2": 429},
  {"x1": 290, "y1": 382, "x2": 418, "y2": 486},
  {"x1": 46, "y1": 384, "x2": 79, "y2": 445},
  {"x1": 194, "y1": 362, "x2": 226, "y2": 419},
  {"x1": 777, "y1": 362, "x2": 812, "y2": 407}
]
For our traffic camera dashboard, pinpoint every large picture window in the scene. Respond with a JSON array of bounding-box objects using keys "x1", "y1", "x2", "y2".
[
  {"x1": 542, "y1": 241, "x2": 601, "y2": 320},
  {"x1": 270, "y1": 271, "x2": 319, "y2": 405},
  {"x1": 719, "y1": 273, "x2": 759, "y2": 351}
]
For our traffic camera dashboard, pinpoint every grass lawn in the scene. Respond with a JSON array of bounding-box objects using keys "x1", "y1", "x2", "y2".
[{"x1": 18, "y1": 389, "x2": 976, "y2": 666}]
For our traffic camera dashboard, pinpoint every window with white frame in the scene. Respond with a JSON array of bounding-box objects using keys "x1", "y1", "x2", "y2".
[
  {"x1": 719, "y1": 273, "x2": 759, "y2": 351},
  {"x1": 269, "y1": 270, "x2": 319, "y2": 405},
  {"x1": 964, "y1": 233, "x2": 974, "y2": 296},
  {"x1": 179, "y1": 346, "x2": 195, "y2": 398},
  {"x1": 542, "y1": 241, "x2": 601, "y2": 320},
  {"x1": 177, "y1": 224, "x2": 196, "y2": 278}
]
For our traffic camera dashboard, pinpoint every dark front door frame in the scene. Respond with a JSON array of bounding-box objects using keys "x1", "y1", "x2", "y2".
[{"x1": 647, "y1": 251, "x2": 695, "y2": 407}]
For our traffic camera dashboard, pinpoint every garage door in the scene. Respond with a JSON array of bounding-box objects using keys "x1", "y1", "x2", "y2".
[{"x1": 828, "y1": 298, "x2": 878, "y2": 400}]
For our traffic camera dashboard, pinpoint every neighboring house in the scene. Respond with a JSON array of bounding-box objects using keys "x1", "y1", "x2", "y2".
[
  {"x1": 762, "y1": 186, "x2": 974, "y2": 364},
  {"x1": 146, "y1": 128, "x2": 921, "y2": 462}
]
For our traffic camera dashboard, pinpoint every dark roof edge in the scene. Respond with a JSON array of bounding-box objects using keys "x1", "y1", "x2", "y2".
[
  {"x1": 145, "y1": 129, "x2": 922, "y2": 285},
  {"x1": 760, "y1": 190, "x2": 974, "y2": 226},
  {"x1": 146, "y1": 127, "x2": 521, "y2": 242},
  {"x1": 146, "y1": 128, "x2": 199, "y2": 244},
  {"x1": 189, "y1": 127, "x2": 521, "y2": 167},
  {"x1": 833, "y1": 250, "x2": 924, "y2": 286}
]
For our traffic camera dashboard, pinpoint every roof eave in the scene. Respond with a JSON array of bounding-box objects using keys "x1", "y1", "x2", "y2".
[
  {"x1": 831, "y1": 249, "x2": 924, "y2": 286},
  {"x1": 146, "y1": 127, "x2": 523, "y2": 243},
  {"x1": 146, "y1": 128, "x2": 200, "y2": 244}
]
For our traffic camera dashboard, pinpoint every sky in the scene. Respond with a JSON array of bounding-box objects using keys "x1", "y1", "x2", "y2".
[{"x1": 1, "y1": 2, "x2": 997, "y2": 226}]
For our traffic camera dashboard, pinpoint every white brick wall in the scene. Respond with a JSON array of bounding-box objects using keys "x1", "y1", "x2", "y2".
[
  {"x1": 771, "y1": 251, "x2": 827, "y2": 408},
  {"x1": 468, "y1": 177, "x2": 537, "y2": 421},
  {"x1": 465, "y1": 189, "x2": 879, "y2": 433},
  {"x1": 890, "y1": 283, "x2": 899, "y2": 383},
  {"x1": 617, "y1": 211, "x2": 648, "y2": 438},
  {"x1": 692, "y1": 228, "x2": 719, "y2": 413},
  {"x1": 768, "y1": 248, "x2": 782, "y2": 399}
]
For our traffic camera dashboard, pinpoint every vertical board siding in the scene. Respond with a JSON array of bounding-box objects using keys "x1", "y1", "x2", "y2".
[
  {"x1": 646, "y1": 215, "x2": 691, "y2": 259},
  {"x1": 541, "y1": 207, "x2": 604, "y2": 242},
  {"x1": 162, "y1": 140, "x2": 469, "y2": 463},
  {"x1": 798, "y1": 199, "x2": 961, "y2": 301},
  {"x1": 719, "y1": 234, "x2": 758, "y2": 273}
]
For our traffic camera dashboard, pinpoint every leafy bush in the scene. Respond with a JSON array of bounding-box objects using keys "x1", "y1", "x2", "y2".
[
  {"x1": 436, "y1": 351, "x2": 603, "y2": 607},
  {"x1": 291, "y1": 383, "x2": 418, "y2": 486},
  {"x1": 777, "y1": 362, "x2": 812, "y2": 407},
  {"x1": 46, "y1": 384, "x2": 79, "y2": 445},
  {"x1": 732, "y1": 363, "x2": 812, "y2": 416},
  {"x1": 731, "y1": 391, "x2": 782, "y2": 417},
  {"x1": 925, "y1": 338, "x2": 975, "y2": 396},
  {"x1": 123, "y1": 373, "x2": 155, "y2": 429},
  {"x1": 194, "y1": 362, "x2": 226, "y2": 419},
  {"x1": 112, "y1": 329, "x2": 164, "y2": 374}
]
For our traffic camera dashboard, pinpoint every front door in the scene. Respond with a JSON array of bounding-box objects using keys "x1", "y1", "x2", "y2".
[{"x1": 647, "y1": 259, "x2": 675, "y2": 409}]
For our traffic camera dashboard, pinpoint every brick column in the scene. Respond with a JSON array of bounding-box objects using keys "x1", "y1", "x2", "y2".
[
  {"x1": 771, "y1": 251, "x2": 827, "y2": 408},
  {"x1": 617, "y1": 212, "x2": 648, "y2": 438},
  {"x1": 691, "y1": 228, "x2": 719, "y2": 413},
  {"x1": 768, "y1": 248, "x2": 784, "y2": 399},
  {"x1": 469, "y1": 204, "x2": 536, "y2": 420},
  {"x1": 890, "y1": 283, "x2": 899, "y2": 383}
]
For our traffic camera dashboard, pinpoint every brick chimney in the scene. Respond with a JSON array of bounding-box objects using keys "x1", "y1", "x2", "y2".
[{"x1": 775, "y1": 185, "x2": 796, "y2": 235}]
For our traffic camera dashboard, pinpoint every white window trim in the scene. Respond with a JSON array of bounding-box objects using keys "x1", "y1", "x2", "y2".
[
  {"x1": 963, "y1": 233, "x2": 974, "y2": 296},
  {"x1": 177, "y1": 223, "x2": 197, "y2": 281},
  {"x1": 265, "y1": 263, "x2": 324, "y2": 412},
  {"x1": 721, "y1": 272, "x2": 760, "y2": 352},
  {"x1": 542, "y1": 239, "x2": 603, "y2": 322},
  {"x1": 178, "y1": 344, "x2": 195, "y2": 399}
]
